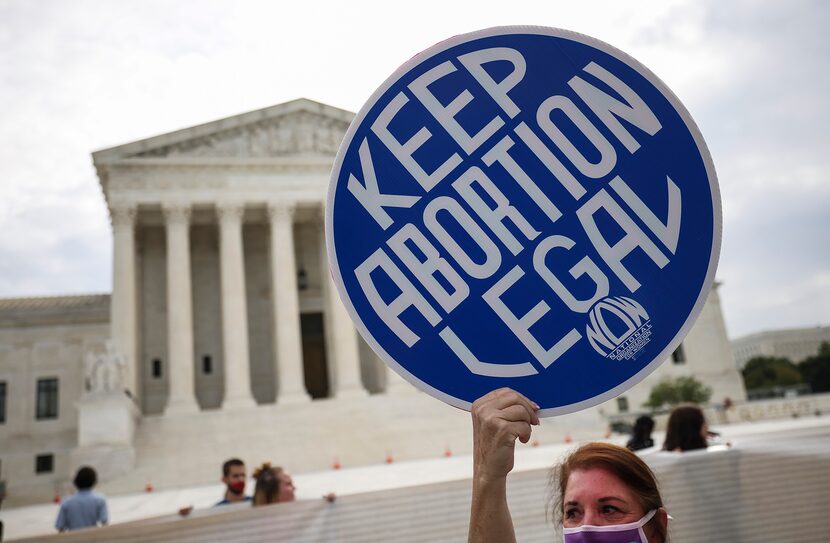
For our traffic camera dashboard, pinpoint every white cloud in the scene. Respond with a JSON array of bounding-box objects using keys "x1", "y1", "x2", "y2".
[{"x1": 0, "y1": 0, "x2": 827, "y2": 339}]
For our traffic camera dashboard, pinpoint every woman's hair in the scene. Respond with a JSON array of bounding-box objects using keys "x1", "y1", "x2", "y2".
[
  {"x1": 663, "y1": 404, "x2": 708, "y2": 452},
  {"x1": 252, "y1": 462, "x2": 284, "y2": 506},
  {"x1": 550, "y1": 442, "x2": 666, "y2": 542}
]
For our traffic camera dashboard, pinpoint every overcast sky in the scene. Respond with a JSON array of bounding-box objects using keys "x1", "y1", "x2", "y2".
[{"x1": 0, "y1": 0, "x2": 827, "y2": 339}]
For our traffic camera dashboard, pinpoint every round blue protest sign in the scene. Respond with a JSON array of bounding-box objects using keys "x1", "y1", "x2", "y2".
[{"x1": 327, "y1": 26, "x2": 721, "y2": 416}]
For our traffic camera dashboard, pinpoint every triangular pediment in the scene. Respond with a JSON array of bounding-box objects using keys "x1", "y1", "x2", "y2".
[
  {"x1": 93, "y1": 98, "x2": 355, "y2": 163},
  {"x1": 133, "y1": 108, "x2": 351, "y2": 159}
]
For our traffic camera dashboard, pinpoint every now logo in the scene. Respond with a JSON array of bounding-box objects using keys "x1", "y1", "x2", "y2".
[{"x1": 585, "y1": 297, "x2": 650, "y2": 357}]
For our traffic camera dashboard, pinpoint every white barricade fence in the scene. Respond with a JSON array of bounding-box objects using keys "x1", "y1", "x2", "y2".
[{"x1": 6, "y1": 417, "x2": 829, "y2": 542}]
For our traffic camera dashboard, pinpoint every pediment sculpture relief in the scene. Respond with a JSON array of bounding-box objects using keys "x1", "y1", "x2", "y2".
[{"x1": 135, "y1": 112, "x2": 349, "y2": 158}]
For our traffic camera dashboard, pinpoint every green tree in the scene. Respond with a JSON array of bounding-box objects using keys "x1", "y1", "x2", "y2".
[
  {"x1": 741, "y1": 356, "x2": 802, "y2": 390},
  {"x1": 799, "y1": 342, "x2": 830, "y2": 393},
  {"x1": 644, "y1": 376, "x2": 712, "y2": 409}
]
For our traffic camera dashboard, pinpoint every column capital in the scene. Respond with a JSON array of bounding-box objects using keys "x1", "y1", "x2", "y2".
[
  {"x1": 162, "y1": 203, "x2": 192, "y2": 225},
  {"x1": 266, "y1": 202, "x2": 295, "y2": 222},
  {"x1": 110, "y1": 204, "x2": 137, "y2": 227},
  {"x1": 216, "y1": 202, "x2": 246, "y2": 222}
]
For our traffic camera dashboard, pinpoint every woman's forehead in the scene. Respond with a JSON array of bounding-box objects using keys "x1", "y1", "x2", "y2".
[{"x1": 564, "y1": 467, "x2": 636, "y2": 503}]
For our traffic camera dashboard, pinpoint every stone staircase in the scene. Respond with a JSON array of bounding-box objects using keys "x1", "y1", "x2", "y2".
[{"x1": 100, "y1": 389, "x2": 606, "y2": 496}]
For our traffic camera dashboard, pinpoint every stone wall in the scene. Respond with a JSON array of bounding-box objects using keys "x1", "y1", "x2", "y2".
[{"x1": 0, "y1": 297, "x2": 109, "y2": 506}]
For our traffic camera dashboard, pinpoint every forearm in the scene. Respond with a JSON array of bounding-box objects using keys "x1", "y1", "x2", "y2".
[{"x1": 468, "y1": 474, "x2": 516, "y2": 543}]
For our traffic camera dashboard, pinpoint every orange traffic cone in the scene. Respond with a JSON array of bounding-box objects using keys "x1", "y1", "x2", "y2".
[
  {"x1": 145, "y1": 482, "x2": 154, "y2": 493},
  {"x1": 332, "y1": 458, "x2": 341, "y2": 470},
  {"x1": 385, "y1": 452, "x2": 394, "y2": 464},
  {"x1": 564, "y1": 434, "x2": 573, "y2": 444},
  {"x1": 531, "y1": 440, "x2": 540, "y2": 448},
  {"x1": 444, "y1": 446, "x2": 453, "y2": 457}
]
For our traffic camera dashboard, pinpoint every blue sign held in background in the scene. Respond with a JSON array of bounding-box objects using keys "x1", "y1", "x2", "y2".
[{"x1": 326, "y1": 26, "x2": 721, "y2": 416}]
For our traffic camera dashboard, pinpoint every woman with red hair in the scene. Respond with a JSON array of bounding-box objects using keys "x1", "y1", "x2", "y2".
[{"x1": 468, "y1": 388, "x2": 669, "y2": 543}]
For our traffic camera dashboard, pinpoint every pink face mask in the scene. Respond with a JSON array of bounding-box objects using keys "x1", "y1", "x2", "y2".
[
  {"x1": 228, "y1": 481, "x2": 246, "y2": 495},
  {"x1": 562, "y1": 509, "x2": 657, "y2": 543}
]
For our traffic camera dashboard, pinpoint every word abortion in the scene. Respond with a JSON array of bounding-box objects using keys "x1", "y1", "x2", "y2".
[{"x1": 346, "y1": 48, "x2": 684, "y2": 373}]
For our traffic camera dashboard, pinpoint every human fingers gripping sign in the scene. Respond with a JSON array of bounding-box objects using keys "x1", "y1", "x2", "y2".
[
  {"x1": 498, "y1": 404, "x2": 539, "y2": 430},
  {"x1": 327, "y1": 26, "x2": 720, "y2": 416},
  {"x1": 472, "y1": 388, "x2": 540, "y2": 479},
  {"x1": 481, "y1": 387, "x2": 540, "y2": 416}
]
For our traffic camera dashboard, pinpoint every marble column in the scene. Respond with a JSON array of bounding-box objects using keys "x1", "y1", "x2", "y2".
[
  {"x1": 217, "y1": 203, "x2": 256, "y2": 410},
  {"x1": 268, "y1": 203, "x2": 311, "y2": 404},
  {"x1": 162, "y1": 204, "x2": 199, "y2": 415},
  {"x1": 110, "y1": 204, "x2": 139, "y2": 400},
  {"x1": 318, "y1": 214, "x2": 368, "y2": 399}
]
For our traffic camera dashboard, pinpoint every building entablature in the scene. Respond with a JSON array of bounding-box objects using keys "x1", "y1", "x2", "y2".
[{"x1": 93, "y1": 98, "x2": 353, "y2": 206}]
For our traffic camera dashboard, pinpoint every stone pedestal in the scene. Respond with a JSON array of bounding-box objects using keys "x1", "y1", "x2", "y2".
[{"x1": 71, "y1": 392, "x2": 140, "y2": 482}]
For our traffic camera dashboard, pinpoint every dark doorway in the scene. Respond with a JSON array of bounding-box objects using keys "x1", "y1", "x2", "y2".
[{"x1": 300, "y1": 312, "x2": 330, "y2": 399}]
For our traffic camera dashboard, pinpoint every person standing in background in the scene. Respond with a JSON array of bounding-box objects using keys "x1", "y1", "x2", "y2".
[
  {"x1": 55, "y1": 466, "x2": 108, "y2": 532},
  {"x1": 663, "y1": 404, "x2": 709, "y2": 452},
  {"x1": 627, "y1": 415, "x2": 656, "y2": 451},
  {"x1": 215, "y1": 458, "x2": 252, "y2": 506},
  {"x1": 252, "y1": 463, "x2": 296, "y2": 506}
]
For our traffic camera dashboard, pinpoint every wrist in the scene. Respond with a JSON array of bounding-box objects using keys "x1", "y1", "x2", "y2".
[{"x1": 473, "y1": 471, "x2": 508, "y2": 490}]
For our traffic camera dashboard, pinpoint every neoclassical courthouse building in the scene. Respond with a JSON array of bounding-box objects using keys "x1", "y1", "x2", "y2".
[{"x1": 0, "y1": 99, "x2": 745, "y2": 505}]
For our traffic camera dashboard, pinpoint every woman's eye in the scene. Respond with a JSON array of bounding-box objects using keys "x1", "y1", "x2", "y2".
[
  {"x1": 564, "y1": 508, "x2": 579, "y2": 519},
  {"x1": 601, "y1": 505, "x2": 621, "y2": 515}
]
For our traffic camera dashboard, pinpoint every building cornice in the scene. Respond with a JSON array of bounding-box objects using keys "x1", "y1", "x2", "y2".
[{"x1": 0, "y1": 294, "x2": 111, "y2": 328}]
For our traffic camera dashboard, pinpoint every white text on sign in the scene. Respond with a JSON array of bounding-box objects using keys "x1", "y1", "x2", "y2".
[{"x1": 348, "y1": 49, "x2": 682, "y2": 375}]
